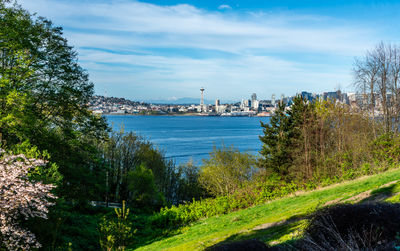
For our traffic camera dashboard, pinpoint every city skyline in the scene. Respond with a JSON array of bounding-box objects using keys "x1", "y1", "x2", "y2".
[{"x1": 19, "y1": 0, "x2": 400, "y2": 100}]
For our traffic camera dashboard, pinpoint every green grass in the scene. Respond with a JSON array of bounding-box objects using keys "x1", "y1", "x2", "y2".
[{"x1": 134, "y1": 168, "x2": 400, "y2": 250}]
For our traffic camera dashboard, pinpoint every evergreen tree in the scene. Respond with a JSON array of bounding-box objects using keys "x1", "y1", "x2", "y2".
[
  {"x1": 259, "y1": 101, "x2": 294, "y2": 178},
  {"x1": 287, "y1": 96, "x2": 317, "y2": 180}
]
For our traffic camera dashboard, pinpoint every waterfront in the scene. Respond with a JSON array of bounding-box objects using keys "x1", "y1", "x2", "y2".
[{"x1": 105, "y1": 115, "x2": 270, "y2": 165}]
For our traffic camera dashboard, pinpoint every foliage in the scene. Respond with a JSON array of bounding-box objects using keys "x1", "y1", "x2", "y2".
[
  {"x1": 28, "y1": 201, "x2": 111, "y2": 251},
  {"x1": 0, "y1": 0, "x2": 109, "y2": 201},
  {"x1": 10, "y1": 140, "x2": 63, "y2": 186},
  {"x1": 371, "y1": 133, "x2": 400, "y2": 165},
  {"x1": 259, "y1": 101, "x2": 294, "y2": 177},
  {"x1": 0, "y1": 149, "x2": 56, "y2": 250},
  {"x1": 101, "y1": 131, "x2": 170, "y2": 206},
  {"x1": 151, "y1": 177, "x2": 300, "y2": 229},
  {"x1": 199, "y1": 146, "x2": 257, "y2": 196},
  {"x1": 259, "y1": 96, "x2": 378, "y2": 183},
  {"x1": 101, "y1": 130, "x2": 204, "y2": 208},
  {"x1": 174, "y1": 160, "x2": 206, "y2": 203},
  {"x1": 99, "y1": 201, "x2": 135, "y2": 251},
  {"x1": 127, "y1": 164, "x2": 165, "y2": 210}
]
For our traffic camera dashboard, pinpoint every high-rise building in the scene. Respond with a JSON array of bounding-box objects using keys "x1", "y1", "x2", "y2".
[
  {"x1": 215, "y1": 99, "x2": 220, "y2": 107},
  {"x1": 251, "y1": 93, "x2": 257, "y2": 102},
  {"x1": 272, "y1": 94, "x2": 276, "y2": 106},
  {"x1": 252, "y1": 100, "x2": 260, "y2": 110}
]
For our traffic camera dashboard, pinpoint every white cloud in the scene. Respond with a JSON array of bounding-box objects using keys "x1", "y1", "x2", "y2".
[
  {"x1": 18, "y1": 0, "x2": 380, "y2": 99},
  {"x1": 218, "y1": 4, "x2": 232, "y2": 10}
]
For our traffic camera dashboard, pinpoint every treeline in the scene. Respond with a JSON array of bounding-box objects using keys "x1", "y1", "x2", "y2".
[
  {"x1": 260, "y1": 96, "x2": 378, "y2": 183},
  {"x1": 100, "y1": 131, "x2": 205, "y2": 209}
]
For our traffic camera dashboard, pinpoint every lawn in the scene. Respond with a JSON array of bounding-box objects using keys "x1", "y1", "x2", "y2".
[{"x1": 135, "y1": 168, "x2": 400, "y2": 250}]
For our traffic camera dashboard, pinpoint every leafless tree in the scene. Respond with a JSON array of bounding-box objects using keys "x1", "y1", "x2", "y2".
[
  {"x1": 389, "y1": 44, "x2": 400, "y2": 132},
  {"x1": 354, "y1": 49, "x2": 379, "y2": 137},
  {"x1": 353, "y1": 42, "x2": 400, "y2": 134}
]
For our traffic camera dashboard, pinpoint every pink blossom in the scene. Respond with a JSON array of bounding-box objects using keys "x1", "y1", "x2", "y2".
[{"x1": 0, "y1": 149, "x2": 56, "y2": 250}]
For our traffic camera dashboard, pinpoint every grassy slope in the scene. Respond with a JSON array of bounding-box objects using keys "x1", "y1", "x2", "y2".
[{"x1": 135, "y1": 168, "x2": 400, "y2": 251}]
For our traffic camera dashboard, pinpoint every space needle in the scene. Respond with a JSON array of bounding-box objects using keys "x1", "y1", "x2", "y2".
[{"x1": 200, "y1": 87, "x2": 205, "y2": 113}]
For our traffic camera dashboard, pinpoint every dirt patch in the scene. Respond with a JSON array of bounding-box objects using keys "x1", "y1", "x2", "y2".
[
  {"x1": 327, "y1": 180, "x2": 400, "y2": 205},
  {"x1": 344, "y1": 190, "x2": 372, "y2": 203},
  {"x1": 323, "y1": 197, "x2": 343, "y2": 206},
  {"x1": 252, "y1": 220, "x2": 286, "y2": 231},
  {"x1": 252, "y1": 215, "x2": 305, "y2": 231}
]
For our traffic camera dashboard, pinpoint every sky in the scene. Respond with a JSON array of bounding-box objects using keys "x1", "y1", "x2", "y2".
[{"x1": 18, "y1": 0, "x2": 400, "y2": 102}]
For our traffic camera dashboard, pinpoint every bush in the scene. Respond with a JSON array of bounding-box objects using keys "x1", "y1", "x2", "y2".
[
  {"x1": 151, "y1": 179, "x2": 301, "y2": 228},
  {"x1": 199, "y1": 146, "x2": 257, "y2": 196},
  {"x1": 99, "y1": 201, "x2": 135, "y2": 251}
]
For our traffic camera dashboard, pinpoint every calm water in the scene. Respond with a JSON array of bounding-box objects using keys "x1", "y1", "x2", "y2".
[{"x1": 105, "y1": 115, "x2": 270, "y2": 165}]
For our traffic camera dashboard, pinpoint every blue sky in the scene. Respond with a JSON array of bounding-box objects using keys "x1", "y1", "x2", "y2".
[{"x1": 19, "y1": 0, "x2": 400, "y2": 102}]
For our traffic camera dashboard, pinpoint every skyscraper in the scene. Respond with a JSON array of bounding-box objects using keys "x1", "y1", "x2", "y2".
[{"x1": 251, "y1": 93, "x2": 257, "y2": 102}]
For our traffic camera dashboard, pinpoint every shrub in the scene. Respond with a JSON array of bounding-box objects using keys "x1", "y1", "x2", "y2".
[
  {"x1": 151, "y1": 179, "x2": 301, "y2": 228},
  {"x1": 99, "y1": 201, "x2": 135, "y2": 251},
  {"x1": 199, "y1": 146, "x2": 257, "y2": 196}
]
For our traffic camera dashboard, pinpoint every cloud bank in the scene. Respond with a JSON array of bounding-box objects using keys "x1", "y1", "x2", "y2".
[{"x1": 19, "y1": 0, "x2": 381, "y2": 100}]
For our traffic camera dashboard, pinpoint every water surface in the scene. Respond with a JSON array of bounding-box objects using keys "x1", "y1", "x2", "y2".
[{"x1": 105, "y1": 115, "x2": 270, "y2": 165}]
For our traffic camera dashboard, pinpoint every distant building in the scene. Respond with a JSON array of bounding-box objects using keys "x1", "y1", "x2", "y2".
[
  {"x1": 252, "y1": 100, "x2": 260, "y2": 110},
  {"x1": 216, "y1": 105, "x2": 226, "y2": 114},
  {"x1": 271, "y1": 94, "x2": 276, "y2": 107},
  {"x1": 251, "y1": 93, "x2": 258, "y2": 110},
  {"x1": 241, "y1": 99, "x2": 251, "y2": 109},
  {"x1": 301, "y1": 91, "x2": 314, "y2": 102},
  {"x1": 251, "y1": 93, "x2": 257, "y2": 102},
  {"x1": 323, "y1": 91, "x2": 341, "y2": 101}
]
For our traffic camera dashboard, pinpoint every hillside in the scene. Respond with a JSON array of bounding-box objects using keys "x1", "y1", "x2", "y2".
[{"x1": 135, "y1": 168, "x2": 400, "y2": 250}]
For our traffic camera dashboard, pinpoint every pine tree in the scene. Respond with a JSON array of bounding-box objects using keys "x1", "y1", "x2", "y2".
[
  {"x1": 287, "y1": 96, "x2": 317, "y2": 180},
  {"x1": 259, "y1": 101, "x2": 295, "y2": 178}
]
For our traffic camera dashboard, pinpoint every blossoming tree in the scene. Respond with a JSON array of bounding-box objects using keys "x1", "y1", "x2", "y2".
[{"x1": 0, "y1": 149, "x2": 56, "y2": 250}]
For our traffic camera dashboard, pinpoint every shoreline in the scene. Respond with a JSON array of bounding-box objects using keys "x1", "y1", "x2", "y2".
[{"x1": 101, "y1": 113, "x2": 271, "y2": 117}]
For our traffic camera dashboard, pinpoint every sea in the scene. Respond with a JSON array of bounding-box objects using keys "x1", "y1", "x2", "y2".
[{"x1": 105, "y1": 115, "x2": 270, "y2": 166}]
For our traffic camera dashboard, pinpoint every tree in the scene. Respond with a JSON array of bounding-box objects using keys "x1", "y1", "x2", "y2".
[
  {"x1": 353, "y1": 42, "x2": 400, "y2": 134},
  {"x1": 354, "y1": 48, "x2": 379, "y2": 137},
  {"x1": 175, "y1": 160, "x2": 206, "y2": 203},
  {"x1": 0, "y1": 1, "x2": 109, "y2": 200},
  {"x1": 101, "y1": 130, "x2": 181, "y2": 206},
  {"x1": 0, "y1": 149, "x2": 56, "y2": 250},
  {"x1": 287, "y1": 96, "x2": 317, "y2": 180},
  {"x1": 99, "y1": 201, "x2": 135, "y2": 251},
  {"x1": 127, "y1": 164, "x2": 165, "y2": 210},
  {"x1": 199, "y1": 146, "x2": 257, "y2": 196},
  {"x1": 259, "y1": 101, "x2": 295, "y2": 178}
]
